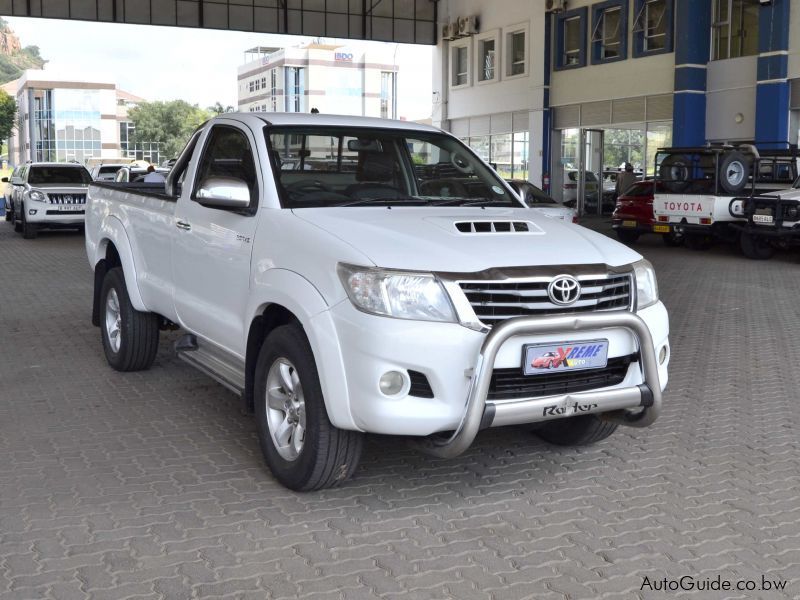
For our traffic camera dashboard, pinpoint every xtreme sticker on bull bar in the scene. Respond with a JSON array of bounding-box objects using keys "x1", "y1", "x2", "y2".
[{"x1": 523, "y1": 340, "x2": 609, "y2": 376}]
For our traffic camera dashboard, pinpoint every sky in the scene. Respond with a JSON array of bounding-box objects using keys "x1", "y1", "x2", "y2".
[{"x1": 6, "y1": 17, "x2": 434, "y2": 120}]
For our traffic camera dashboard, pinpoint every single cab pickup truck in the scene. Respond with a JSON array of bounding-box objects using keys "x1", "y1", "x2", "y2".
[{"x1": 85, "y1": 114, "x2": 670, "y2": 491}]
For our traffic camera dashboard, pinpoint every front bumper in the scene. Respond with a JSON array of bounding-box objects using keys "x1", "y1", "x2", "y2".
[
  {"x1": 25, "y1": 203, "x2": 86, "y2": 226},
  {"x1": 329, "y1": 300, "x2": 669, "y2": 450}
]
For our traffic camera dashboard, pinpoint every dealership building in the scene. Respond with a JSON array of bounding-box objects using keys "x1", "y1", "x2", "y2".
[
  {"x1": 4, "y1": 70, "x2": 157, "y2": 167},
  {"x1": 237, "y1": 42, "x2": 399, "y2": 119},
  {"x1": 433, "y1": 0, "x2": 799, "y2": 209}
]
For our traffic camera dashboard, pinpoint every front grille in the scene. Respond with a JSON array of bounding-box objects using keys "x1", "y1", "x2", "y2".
[
  {"x1": 487, "y1": 354, "x2": 636, "y2": 401},
  {"x1": 48, "y1": 194, "x2": 87, "y2": 205},
  {"x1": 459, "y1": 272, "x2": 632, "y2": 327}
]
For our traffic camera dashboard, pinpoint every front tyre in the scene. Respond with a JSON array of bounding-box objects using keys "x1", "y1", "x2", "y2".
[
  {"x1": 740, "y1": 232, "x2": 775, "y2": 260},
  {"x1": 21, "y1": 206, "x2": 37, "y2": 239},
  {"x1": 254, "y1": 324, "x2": 363, "y2": 491},
  {"x1": 535, "y1": 415, "x2": 618, "y2": 446},
  {"x1": 100, "y1": 267, "x2": 159, "y2": 371}
]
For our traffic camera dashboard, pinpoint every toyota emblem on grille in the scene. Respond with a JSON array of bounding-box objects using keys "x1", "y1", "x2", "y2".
[{"x1": 547, "y1": 275, "x2": 581, "y2": 306}]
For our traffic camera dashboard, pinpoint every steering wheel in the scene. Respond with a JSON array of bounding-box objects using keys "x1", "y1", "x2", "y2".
[
  {"x1": 286, "y1": 180, "x2": 334, "y2": 195},
  {"x1": 450, "y1": 153, "x2": 474, "y2": 175}
]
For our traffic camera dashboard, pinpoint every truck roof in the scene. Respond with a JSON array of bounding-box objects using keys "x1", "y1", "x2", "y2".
[{"x1": 249, "y1": 112, "x2": 443, "y2": 134}]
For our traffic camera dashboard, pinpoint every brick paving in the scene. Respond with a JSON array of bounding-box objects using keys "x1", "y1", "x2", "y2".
[{"x1": 1, "y1": 220, "x2": 799, "y2": 599}]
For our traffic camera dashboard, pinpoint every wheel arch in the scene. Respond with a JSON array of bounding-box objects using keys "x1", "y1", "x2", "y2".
[
  {"x1": 91, "y1": 219, "x2": 146, "y2": 325},
  {"x1": 244, "y1": 270, "x2": 356, "y2": 431}
]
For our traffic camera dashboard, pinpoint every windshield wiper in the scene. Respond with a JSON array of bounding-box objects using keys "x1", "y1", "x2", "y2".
[
  {"x1": 445, "y1": 199, "x2": 515, "y2": 207},
  {"x1": 337, "y1": 196, "x2": 427, "y2": 207}
]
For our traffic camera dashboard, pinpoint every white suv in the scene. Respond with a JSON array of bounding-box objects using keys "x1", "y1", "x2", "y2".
[{"x1": 11, "y1": 162, "x2": 92, "y2": 239}]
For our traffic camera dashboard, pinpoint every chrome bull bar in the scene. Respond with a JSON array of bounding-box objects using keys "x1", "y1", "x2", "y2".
[{"x1": 415, "y1": 311, "x2": 662, "y2": 458}]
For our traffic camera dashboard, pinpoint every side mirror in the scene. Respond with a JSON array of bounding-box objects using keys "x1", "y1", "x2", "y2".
[
  {"x1": 1, "y1": 177, "x2": 7, "y2": 183},
  {"x1": 195, "y1": 177, "x2": 251, "y2": 209}
]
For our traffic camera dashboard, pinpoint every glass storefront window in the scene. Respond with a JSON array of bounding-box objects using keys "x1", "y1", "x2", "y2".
[
  {"x1": 604, "y1": 128, "x2": 645, "y2": 171},
  {"x1": 512, "y1": 131, "x2": 529, "y2": 180},
  {"x1": 645, "y1": 122, "x2": 672, "y2": 176},
  {"x1": 490, "y1": 134, "x2": 512, "y2": 179}
]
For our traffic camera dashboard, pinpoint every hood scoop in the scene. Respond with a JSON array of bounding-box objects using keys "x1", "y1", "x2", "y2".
[{"x1": 454, "y1": 220, "x2": 541, "y2": 234}]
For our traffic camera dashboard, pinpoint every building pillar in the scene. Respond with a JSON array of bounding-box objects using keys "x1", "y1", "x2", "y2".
[
  {"x1": 541, "y1": 12, "x2": 552, "y2": 187},
  {"x1": 755, "y1": 0, "x2": 790, "y2": 147},
  {"x1": 672, "y1": 0, "x2": 711, "y2": 146}
]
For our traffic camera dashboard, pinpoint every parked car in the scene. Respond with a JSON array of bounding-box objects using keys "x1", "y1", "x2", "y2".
[
  {"x1": 653, "y1": 144, "x2": 797, "y2": 251},
  {"x1": 612, "y1": 180, "x2": 682, "y2": 246},
  {"x1": 85, "y1": 113, "x2": 669, "y2": 491},
  {"x1": 10, "y1": 162, "x2": 92, "y2": 239},
  {"x1": 506, "y1": 179, "x2": 578, "y2": 223},
  {"x1": 562, "y1": 170, "x2": 600, "y2": 212},
  {"x1": 90, "y1": 164, "x2": 128, "y2": 182},
  {"x1": 2, "y1": 166, "x2": 19, "y2": 221},
  {"x1": 737, "y1": 172, "x2": 800, "y2": 260},
  {"x1": 603, "y1": 169, "x2": 643, "y2": 207}
]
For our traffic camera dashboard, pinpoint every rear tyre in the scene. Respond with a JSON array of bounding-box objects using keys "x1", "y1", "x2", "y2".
[
  {"x1": 662, "y1": 230, "x2": 683, "y2": 247},
  {"x1": 254, "y1": 324, "x2": 363, "y2": 491},
  {"x1": 535, "y1": 415, "x2": 618, "y2": 446},
  {"x1": 100, "y1": 267, "x2": 160, "y2": 371},
  {"x1": 740, "y1": 232, "x2": 775, "y2": 260},
  {"x1": 616, "y1": 229, "x2": 640, "y2": 244},
  {"x1": 21, "y1": 207, "x2": 37, "y2": 239},
  {"x1": 684, "y1": 233, "x2": 713, "y2": 251}
]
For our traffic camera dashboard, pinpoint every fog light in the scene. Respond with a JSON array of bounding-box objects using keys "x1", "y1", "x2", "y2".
[
  {"x1": 379, "y1": 371, "x2": 405, "y2": 396},
  {"x1": 29, "y1": 209, "x2": 37, "y2": 215},
  {"x1": 659, "y1": 346, "x2": 668, "y2": 365}
]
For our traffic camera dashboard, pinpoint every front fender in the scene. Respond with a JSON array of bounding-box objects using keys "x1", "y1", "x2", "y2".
[
  {"x1": 93, "y1": 215, "x2": 147, "y2": 312},
  {"x1": 247, "y1": 269, "x2": 357, "y2": 431}
]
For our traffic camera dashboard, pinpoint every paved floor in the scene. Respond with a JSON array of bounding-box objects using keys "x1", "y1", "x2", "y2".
[{"x1": 1, "y1": 220, "x2": 799, "y2": 600}]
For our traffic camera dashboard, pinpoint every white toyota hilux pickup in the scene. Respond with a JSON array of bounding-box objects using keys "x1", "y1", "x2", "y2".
[{"x1": 85, "y1": 114, "x2": 670, "y2": 491}]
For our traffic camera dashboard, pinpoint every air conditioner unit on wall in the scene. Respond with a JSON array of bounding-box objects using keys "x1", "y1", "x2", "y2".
[
  {"x1": 546, "y1": 0, "x2": 567, "y2": 12},
  {"x1": 448, "y1": 22, "x2": 460, "y2": 39},
  {"x1": 458, "y1": 15, "x2": 479, "y2": 37},
  {"x1": 442, "y1": 23, "x2": 455, "y2": 41}
]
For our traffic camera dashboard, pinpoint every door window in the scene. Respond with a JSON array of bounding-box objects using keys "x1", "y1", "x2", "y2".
[{"x1": 194, "y1": 126, "x2": 258, "y2": 208}]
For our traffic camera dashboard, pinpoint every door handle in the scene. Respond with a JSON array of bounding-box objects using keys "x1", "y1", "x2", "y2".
[{"x1": 176, "y1": 220, "x2": 191, "y2": 231}]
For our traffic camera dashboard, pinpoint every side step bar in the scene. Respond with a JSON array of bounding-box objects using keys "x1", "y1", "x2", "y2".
[{"x1": 175, "y1": 334, "x2": 245, "y2": 396}]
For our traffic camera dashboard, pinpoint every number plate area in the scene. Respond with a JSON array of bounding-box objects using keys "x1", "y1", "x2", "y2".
[
  {"x1": 753, "y1": 212, "x2": 774, "y2": 224},
  {"x1": 523, "y1": 340, "x2": 609, "y2": 376},
  {"x1": 653, "y1": 224, "x2": 671, "y2": 233},
  {"x1": 622, "y1": 220, "x2": 637, "y2": 228}
]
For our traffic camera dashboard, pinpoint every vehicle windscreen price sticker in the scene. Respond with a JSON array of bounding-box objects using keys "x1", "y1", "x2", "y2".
[{"x1": 523, "y1": 340, "x2": 609, "y2": 376}]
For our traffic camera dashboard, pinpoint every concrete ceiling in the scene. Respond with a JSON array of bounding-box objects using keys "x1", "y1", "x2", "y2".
[{"x1": 0, "y1": 0, "x2": 437, "y2": 44}]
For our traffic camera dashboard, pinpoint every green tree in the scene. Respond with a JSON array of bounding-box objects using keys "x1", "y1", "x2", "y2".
[
  {"x1": 0, "y1": 89, "x2": 17, "y2": 150},
  {"x1": 22, "y1": 45, "x2": 42, "y2": 59},
  {"x1": 128, "y1": 100, "x2": 211, "y2": 159},
  {"x1": 208, "y1": 101, "x2": 234, "y2": 115}
]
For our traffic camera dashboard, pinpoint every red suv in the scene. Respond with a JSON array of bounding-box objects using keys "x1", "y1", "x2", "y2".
[{"x1": 612, "y1": 180, "x2": 682, "y2": 246}]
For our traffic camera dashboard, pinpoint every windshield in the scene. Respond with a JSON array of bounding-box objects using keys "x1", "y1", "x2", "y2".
[
  {"x1": 29, "y1": 166, "x2": 92, "y2": 185},
  {"x1": 265, "y1": 127, "x2": 520, "y2": 208}
]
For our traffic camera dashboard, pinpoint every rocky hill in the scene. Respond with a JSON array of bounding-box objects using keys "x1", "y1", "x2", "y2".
[{"x1": 0, "y1": 18, "x2": 45, "y2": 85}]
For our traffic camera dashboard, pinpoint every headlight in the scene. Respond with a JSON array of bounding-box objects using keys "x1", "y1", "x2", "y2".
[
  {"x1": 29, "y1": 190, "x2": 46, "y2": 202},
  {"x1": 337, "y1": 263, "x2": 457, "y2": 323},
  {"x1": 632, "y1": 259, "x2": 659, "y2": 310}
]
